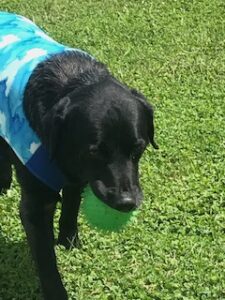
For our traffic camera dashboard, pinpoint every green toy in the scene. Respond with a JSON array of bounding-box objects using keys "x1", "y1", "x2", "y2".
[{"x1": 81, "y1": 186, "x2": 138, "y2": 232}]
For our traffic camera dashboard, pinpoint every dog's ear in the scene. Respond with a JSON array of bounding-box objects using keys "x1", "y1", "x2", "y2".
[
  {"x1": 131, "y1": 89, "x2": 159, "y2": 149},
  {"x1": 42, "y1": 96, "x2": 71, "y2": 158}
]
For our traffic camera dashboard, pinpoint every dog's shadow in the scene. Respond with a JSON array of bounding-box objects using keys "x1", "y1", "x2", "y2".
[{"x1": 0, "y1": 231, "x2": 42, "y2": 300}]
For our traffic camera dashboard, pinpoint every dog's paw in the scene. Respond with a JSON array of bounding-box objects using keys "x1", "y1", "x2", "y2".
[{"x1": 57, "y1": 232, "x2": 81, "y2": 250}]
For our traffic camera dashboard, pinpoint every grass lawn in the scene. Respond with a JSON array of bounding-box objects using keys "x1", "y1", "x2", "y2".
[{"x1": 0, "y1": 0, "x2": 225, "y2": 299}]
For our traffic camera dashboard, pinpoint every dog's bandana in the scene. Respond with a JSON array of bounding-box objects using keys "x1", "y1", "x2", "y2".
[{"x1": 0, "y1": 12, "x2": 90, "y2": 191}]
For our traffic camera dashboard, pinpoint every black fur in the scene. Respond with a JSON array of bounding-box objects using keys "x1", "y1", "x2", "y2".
[{"x1": 0, "y1": 50, "x2": 158, "y2": 300}]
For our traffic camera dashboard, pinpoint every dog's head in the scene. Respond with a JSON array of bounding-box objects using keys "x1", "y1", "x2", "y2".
[{"x1": 43, "y1": 78, "x2": 158, "y2": 212}]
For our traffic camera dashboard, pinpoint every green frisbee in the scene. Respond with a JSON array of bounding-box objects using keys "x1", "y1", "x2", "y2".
[{"x1": 81, "y1": 186, "x2": 138, "y2": 232}]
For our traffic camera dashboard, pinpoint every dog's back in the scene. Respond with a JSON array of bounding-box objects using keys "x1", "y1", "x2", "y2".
[
  {"x1": 0, "y1": 12, "x2": 94, "y2": 191},
  {"x1": 0, "y1": 12, "x2": 70, "y2": 164}
]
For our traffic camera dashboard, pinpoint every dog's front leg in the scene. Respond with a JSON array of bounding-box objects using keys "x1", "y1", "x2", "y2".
[
  {"x1": 19, "y1": 188, "x2": 68, "y2": 300},
  {"x1": 58, "y1": 184, "x2": 83, "y2": 249},
  {"x1": 14, "y1": 157, "x2": 68, "y2": 300}
]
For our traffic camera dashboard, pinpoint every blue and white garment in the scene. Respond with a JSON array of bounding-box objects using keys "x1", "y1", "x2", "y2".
[{"x1": 0, "y1": 12, "x2": 90, "y2": 191}]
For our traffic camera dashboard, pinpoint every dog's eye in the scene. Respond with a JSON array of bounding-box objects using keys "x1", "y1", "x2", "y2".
[
  {"x1": 131, "y1": 151, "x2": 142, "y2": 161},
  {"x1": 89, "y1": 145, "x2": 99, "y2": 157},
  {"x1": 89, "y1": 144, "x2": 111, "y2": 162}
]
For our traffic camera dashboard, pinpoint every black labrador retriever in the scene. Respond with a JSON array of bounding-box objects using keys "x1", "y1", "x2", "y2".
[{"x1": 0, "y1": 51, "x2": 158, "y2": 299}]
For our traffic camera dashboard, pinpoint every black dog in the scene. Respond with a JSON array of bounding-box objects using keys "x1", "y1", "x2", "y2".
[{"x1": 0, "y1": 35, "x2": 158, "y2": 300}]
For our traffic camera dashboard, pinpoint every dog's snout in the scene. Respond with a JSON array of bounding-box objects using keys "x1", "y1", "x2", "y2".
[{"x1": 116, "y1": 192, "x2": 137, "y2": 212}]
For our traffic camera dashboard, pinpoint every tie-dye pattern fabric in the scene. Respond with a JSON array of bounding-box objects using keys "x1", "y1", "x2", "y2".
[{"x1": 0, "y1": 12, "x2": 89, "y2": 191}]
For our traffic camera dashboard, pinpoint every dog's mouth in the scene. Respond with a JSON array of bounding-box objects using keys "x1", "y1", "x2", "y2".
[
  {"x1": 89, "y1": 180, "x2": 142, "y2": 213},
  {"x1": 89, "y1": 180, "x2": 118, "y2": 210}
]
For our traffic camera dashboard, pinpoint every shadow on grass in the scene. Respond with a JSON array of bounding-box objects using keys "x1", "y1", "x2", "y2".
[{"x1": 0, "y1": 231, "x2": 42, "y2": 300}]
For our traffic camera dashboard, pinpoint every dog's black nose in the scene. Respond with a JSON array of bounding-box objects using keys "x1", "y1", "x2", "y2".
[{"x1": 116, "y1": 193, "x2": 137, "y2": 212}]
